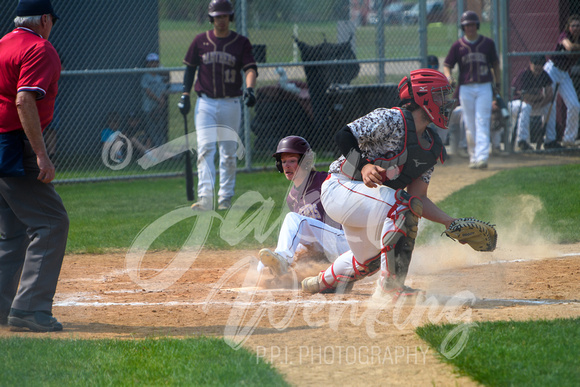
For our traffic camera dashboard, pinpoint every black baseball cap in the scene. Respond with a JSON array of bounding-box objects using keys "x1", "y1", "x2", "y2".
[
  {"x1": 16, "y1": 0, "x2": 59, "y2": 20},
  {"x1": 530, "y1": 55, "x2": 546, "y2": 65}
]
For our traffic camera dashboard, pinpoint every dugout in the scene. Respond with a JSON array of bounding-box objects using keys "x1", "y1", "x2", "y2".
[{"x1": 0, "y1": 0, "x2": 160, "y2": 162}]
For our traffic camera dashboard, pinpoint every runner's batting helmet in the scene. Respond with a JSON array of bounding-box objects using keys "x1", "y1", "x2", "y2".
[
  {"x1": 273, "y1": 136, "x2": 314, "y2": 173},
  {"x1": 398, "y1": 69, "x2": 456, "y2": 129},
  {"x1": 208, "y1": 0, "x2": 233, "y2": 22},
  {"x1": 460, "y1": 11, "x2": 480, "y2": 29}
]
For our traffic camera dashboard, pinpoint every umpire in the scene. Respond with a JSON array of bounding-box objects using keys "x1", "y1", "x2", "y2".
[{"x1": 0, "y1": 0, "x2": 68, "y2": 332}]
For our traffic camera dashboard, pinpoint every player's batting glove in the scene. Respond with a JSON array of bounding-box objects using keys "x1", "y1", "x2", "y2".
[
  {"x1": 244, "y1": 87, "x2": 256, "y2": 107},
  {"x1": 178, "y1": 94, "x2": 190, "y2": 115}
]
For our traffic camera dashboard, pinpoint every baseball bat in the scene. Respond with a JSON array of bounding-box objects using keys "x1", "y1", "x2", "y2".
[
  {"x1": 538, "y1": 82, "x2": 559, "y2": 148},
  {"x1": 182, "y1": 114, "x2": 195, "y2": 201}
]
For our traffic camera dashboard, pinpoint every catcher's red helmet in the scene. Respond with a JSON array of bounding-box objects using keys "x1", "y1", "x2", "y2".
[
  {"x1": 460, "y1": 10, "x2": 480, "y2": 29},
  {"x1": 273, "y1": 136, "x2": 313, "y2": 173},
  {"x1": 398, "y1": 69, "x2": 456, "y2": 129},
  {"x1": 208, "y1": 0, "x2": 233, "y2": 17}
]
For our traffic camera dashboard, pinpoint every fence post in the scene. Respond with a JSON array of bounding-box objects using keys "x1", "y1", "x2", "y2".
[
  {"x1": 419, "y1": 0, "x2": 428, "y2": 67},
  {"x1": 238, "y1": 0, "x2": 252, "y2": 171}
]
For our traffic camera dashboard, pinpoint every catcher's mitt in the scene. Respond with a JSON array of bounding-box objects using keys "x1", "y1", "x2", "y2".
[{"x1": 443, "y1": 217, "x2": 497, "y2": 252}]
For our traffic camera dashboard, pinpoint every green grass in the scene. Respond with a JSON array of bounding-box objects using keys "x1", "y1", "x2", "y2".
[
  {"x1": 59, "y1": 171, "x2": 291, "y2": 253},
  {"x1": 159, "y1": 19, "x2": 493, "y2": 67},
  {"x1": 0, "y1": 336, "x2": 289, "y2": 386},
  {"x1": 416, "y1": 317, "x2": 580, "y2": 386}
]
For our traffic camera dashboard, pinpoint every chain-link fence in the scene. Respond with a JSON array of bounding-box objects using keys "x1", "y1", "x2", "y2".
[{"x1": 1, "y1": 0, "x2": 578, "y2": 183}]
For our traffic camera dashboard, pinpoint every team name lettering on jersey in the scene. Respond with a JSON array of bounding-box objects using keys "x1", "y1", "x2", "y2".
[
  {"x1": 461, "y1": 52, "x2": 486, "y2": 65},
  {"x1": 202, "y1": 51, "x2": 236, "y2": 67}
]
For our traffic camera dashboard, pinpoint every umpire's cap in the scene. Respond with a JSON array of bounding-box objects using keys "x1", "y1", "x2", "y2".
[{"x1": 16, "y1": 0, "x2": 58, "y2": 20}]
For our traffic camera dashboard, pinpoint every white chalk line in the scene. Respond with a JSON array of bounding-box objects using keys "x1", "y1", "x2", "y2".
[{"x1": 55, "y1": 299, "x2": 360, "y2": 307}]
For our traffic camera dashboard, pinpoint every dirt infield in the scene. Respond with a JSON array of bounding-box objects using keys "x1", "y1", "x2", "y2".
[{"x1": 2, "y1": 152, "x2": 580, "y2": 386}]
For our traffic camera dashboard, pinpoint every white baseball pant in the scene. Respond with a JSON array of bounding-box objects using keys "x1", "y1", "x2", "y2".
[
  {"x1": 543, "y1": 60, "x2": 580, "y2": 144},
  {"x1": 508, "y1": 100, "x2": 554, "y2": 143},
  {"x1": 194, "y1": 94, "x2": 241, "y2": 202},
  {"x1": 459, "y1": 83, "x2": 493, "y2": 163},
  {"x1": 319, "y1": 174, "x2": 408, "y2": 287},
  {"x1": 256, "y1": 212, "x2": 350, "y2": 272}
]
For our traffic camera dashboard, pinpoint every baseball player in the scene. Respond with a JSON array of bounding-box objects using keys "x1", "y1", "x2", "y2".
[
  {"x1": 543, "y1": 14, "x2": 580, "y2": 149},
  {"x1": 302, "y1": 69, "x2": 455, "y2": 299},
  {"x1": 443, "y1": 11, "x2": 501, "y2": 169},
  {"x1": 0, "y1": 0, "x2": 68, "y2": 332},
  {"x1": 258, "y1": 136, "x2": 351, "y2": 277},
  {"x1": 509, "y1": 55, "x2": 554, "y2": 150},
  {"x1": 302, "y1": 69, "x2": 459, "y2": 300},
  {"x1": 178, "y1": 0, "x2": 257, "y2": 211}
]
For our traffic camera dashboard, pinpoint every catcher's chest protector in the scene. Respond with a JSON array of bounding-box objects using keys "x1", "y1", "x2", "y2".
[{"x1": 382, "y1": 108, "x2": 446, "y2": 189}]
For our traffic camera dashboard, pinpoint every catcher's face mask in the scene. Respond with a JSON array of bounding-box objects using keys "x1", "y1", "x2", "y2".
[{"x1": 431, "y1": 85, "x2": 456, "y2": 129}]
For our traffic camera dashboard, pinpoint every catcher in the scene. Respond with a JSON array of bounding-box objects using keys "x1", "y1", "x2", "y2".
[{"x1": 301, "y1": 69, "x2": 497, "y2": 300}]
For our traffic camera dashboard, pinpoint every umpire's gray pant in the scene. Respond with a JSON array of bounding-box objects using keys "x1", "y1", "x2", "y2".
[{"x1": 0, "y1": 137, "x2": 69, "y2": 315}]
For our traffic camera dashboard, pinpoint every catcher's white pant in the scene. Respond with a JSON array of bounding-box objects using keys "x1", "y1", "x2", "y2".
[
  {"x1": 508, "y1": 100, "x2": 554, "y2": 143},
  {"x1": 459, "y1": 83, "x2": 493, "y2": 163},
  {"x1": 256, "y1": 212, "x2": 350, "y2": 272},
  {"x1": 319, "y1": 174, "x2": 409, "y2": 287},
  {"x1": 544, "y1": 60, "x2": 580, "y2": 144},
  {"x1": 194, "y1": 94, "x2": 241, "y2": 202}
]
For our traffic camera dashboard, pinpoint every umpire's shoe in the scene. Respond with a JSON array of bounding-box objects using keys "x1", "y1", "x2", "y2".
[
  {"x1": 259, "y1": 249, "x2": 289, "y2": 276},
  {"x1": 8, "y1": 309, "x2": 63, "y2": 332}
]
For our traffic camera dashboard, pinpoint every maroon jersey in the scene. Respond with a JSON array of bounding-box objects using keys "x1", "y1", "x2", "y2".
[
  {"x1": 287, "y1": 171, "x2": 341, "y2": 229},
  {"x1": 0, "y1": 28, "x2": 61, "y2": 133},
  {"x1": 444, "y1": 35, "x2": 499, "y2": 85},
  {"x1": 550, "y1": 31, "x2": 580, "y2": 72},
  {"x1": 184, "y1": 30, "x2": 256, "y2": 98}
]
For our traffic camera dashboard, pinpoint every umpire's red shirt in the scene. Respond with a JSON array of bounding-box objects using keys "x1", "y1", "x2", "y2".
[{"x1": 0, "y1": 27, "x2": 61, "y2": 133}]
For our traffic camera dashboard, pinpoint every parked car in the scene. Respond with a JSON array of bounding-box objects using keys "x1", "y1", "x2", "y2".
[
  {"x1": 385, "y1": 2, "x2": 415, "y2": 24},
  {"x1": 369, "y1": 2, "x2": 414, "y2": 25},
  {"x1": 402, "y1": 0, "x2": 445, "y2": 25}
]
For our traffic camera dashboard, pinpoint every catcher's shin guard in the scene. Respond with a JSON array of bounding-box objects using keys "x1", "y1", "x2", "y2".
[{"x1": 381, "y1": 189, "x2": 423, "y2": 290}]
